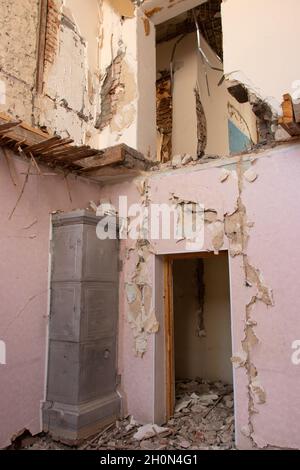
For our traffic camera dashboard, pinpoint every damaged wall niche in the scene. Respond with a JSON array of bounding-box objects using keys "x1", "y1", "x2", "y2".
[
  {"x1": 156, "y1": 74, "x2": 172, "y2": 162},
  {"x1": 156, "y1": 31, "x2": 258, "y2": 160}
]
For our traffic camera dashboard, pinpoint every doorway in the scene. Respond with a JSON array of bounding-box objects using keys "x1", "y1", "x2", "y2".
[{"x1": 164, "y1": 252, "x2": 234, "y2": 430}]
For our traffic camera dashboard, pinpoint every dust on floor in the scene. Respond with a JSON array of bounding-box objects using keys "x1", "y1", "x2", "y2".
[{"x1": 19, "y1": 379, "x2": 235, "y2": 450}]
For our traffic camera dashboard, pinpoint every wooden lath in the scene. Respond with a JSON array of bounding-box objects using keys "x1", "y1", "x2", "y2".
[{"x1": 0, "y1": 114, "x2": 151, "y2": 175}]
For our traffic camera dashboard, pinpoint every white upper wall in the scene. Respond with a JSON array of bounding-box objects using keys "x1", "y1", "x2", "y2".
[{"x1": 222, "y1": 0, "x2": 300, "y2": 115}]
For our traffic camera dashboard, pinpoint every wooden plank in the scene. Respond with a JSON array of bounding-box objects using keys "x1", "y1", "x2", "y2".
[
  {"x1": 79, "y1": 145, "x2": 125, "y2": 173},
  {"x1": 279, "y1": 121, "x2": 300, "y2": 137},
  {"x1": 62, "y1": 150, "x2": 104, "y2": 163},
  {"x1": 0, "y1": 113, "x2": 50, "y2": 147},
  {"x1": 42, "y1": 145, "x2": 91, "y2": 159},
  {"x1": 37, "y1": 137, "x2": 74, "y2": 154},
  {"x1": 293, "y1": 102, "x2": 300, "y2": 124},
  {"x1": 0, "y1": 120, "x2": 22, "y2": 133},
  {"x1": 281, "y1": 93, "x2": 294, "y2": 124},
  {"x1": 24, "y1": 136, "x2": 61, "y2": 153},
  {"x1": 164, "y1": 257, "x2": 175, "y2": 420},
  {"x1": 36, "y1": 0, "x2": 48, "y2": 93},
  {"x1": 165, "y1": 251, "x2": 226, "y2": 261}
]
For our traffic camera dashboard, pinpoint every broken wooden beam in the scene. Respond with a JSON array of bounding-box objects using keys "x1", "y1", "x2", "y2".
[
  {"x1": 279, "y1": 94, "x2": 300, "y2": 136},
  {"x1": 79, "y1": 144, "x2": 128, "y2": 173},
  {"x1": 0, "y1": 113, "x2": 49, "y2": 147},
  {"x1": 0, "y1": 115, "x2": 152, "y2": 176}
]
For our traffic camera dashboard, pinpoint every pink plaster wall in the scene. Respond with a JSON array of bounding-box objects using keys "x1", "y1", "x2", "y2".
[
  {"x1": 0, "y1": 151, "x2": 102, "y2": 449},
  {"x1": 100, "y1": 142, "x2": 300, "y2": 450},
  {"x1": 1, "y1": 143, "x2": 300, "y2": 450}
]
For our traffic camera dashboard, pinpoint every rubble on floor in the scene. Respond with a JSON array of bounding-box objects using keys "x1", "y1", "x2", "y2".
[{"x1": 19, "y1": 379, "x2": 234, "y2": 451}]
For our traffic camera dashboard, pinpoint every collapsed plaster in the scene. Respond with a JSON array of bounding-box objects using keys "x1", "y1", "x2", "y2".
[
  {"x1": 118, "y1": 152, "x2": 274, "y2": 448},
  {"x1": 125, "y1": 240, "x2": 159, "y2": 357},
  {"x1": 125, "y1": 180, "x2": 159, "y2": 357}
]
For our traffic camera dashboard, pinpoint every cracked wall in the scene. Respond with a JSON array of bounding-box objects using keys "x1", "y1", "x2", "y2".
[
  {"x1": 98, "y1": 140, "x2": 300, "y2": 449},
  {"x1": 0, "y1": 150, "x2": 103, "y2": 449},
  {"x1": 0, "y1": 0, "x2": 40, "y2": 123},
  {"x1": 0, "y1": 0, "x2": 152, "y2": 153},
  {"x1": 156, "y1": 31, "x2": 258, "y2": 159}
]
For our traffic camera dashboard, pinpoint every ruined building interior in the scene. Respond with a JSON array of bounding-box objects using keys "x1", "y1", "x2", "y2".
[{"x1": 1, "y1": 0, "x2": 300, "y2": 452}]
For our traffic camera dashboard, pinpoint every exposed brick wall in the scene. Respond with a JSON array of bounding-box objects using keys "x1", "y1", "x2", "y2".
[
  {"x1": 95, "y1": 51, "x2": 125, "y2": 131},
  {"x1": 44, "y1": 0, "x2": 60, "y2": 70}
]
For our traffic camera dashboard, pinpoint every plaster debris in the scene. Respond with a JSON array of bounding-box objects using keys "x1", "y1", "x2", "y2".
[
  {"x1": 126, "y1": 239, "x2": 159, "y2": 356},
  {"x1": 172, "y1": 154, "x2": 182, "y2": 167},
  {"x1": 250, "y1": 379, "x2": 266, "y2": 405},
  {"x1": 181, "y1": 154, "x2": 193, "y2": 165},
  {"x1": 175, "y1": 399, "x2": 192, "y2": 413},
  {"x1": 22, "y1": 379, "x2": 234, "y2": 450},
  {"x1": 133, "y1": 424, "x2": 169, "y2": 441},
  {"x1": 244, "y1": 168, "x2": 258, "y2": 183},
  {"x1": 231, "y1": 351, "x2": 247, "y2": 369}
]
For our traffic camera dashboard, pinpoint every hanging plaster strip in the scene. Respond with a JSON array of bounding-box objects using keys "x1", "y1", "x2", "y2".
[
  {"x1": 227, "y1": 157, "x2": 274, "y2": 447},
  {"x1": 125, "y1": 180, "x2": 159, "y2": 357}
]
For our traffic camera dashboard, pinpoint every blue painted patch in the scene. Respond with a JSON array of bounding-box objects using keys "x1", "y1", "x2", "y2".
[{"x1": 228, "y1": 119, "x2": 251, "y2": 154}]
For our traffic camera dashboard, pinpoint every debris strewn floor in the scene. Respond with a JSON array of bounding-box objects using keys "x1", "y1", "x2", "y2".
[{"x1": 22, "y1": 379, "x2": 234, "y2": 451}]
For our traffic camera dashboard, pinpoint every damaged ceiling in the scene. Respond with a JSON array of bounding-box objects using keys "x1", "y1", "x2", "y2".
[{"x1": 156, "y1": 0, "x2": 223, "y2": 60}]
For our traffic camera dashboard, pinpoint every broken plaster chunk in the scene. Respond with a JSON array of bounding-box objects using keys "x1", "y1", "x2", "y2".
[
  {"x1": 219, "y1": 168, "x2": 231, "y2": 182},
  {"x1": 241, "y1": 425, "x2": 251, "y2": 438},
  {"x1": 125, "y1": 283, "x2": 137, "y2": 304},
  {"x1": 144, "y1": 310, "x2": 159, "y2": 334},
  {"x1": 250, "y1": 379, "x2": 266, "y2": 405},
  {"x1": 175, "y1": 399, "x2": 192, "y2": 413},
  {"x1": 125, "y1": 415, "x2": 138, "y2": 432},
  {"x1": 133, "y1": 424, "x2": 169, "y2": 441},
  {"x1": 135, "y1": 178, "x2": 147, "y2": 196},
  {"x1": 172, "y1": 155, "x2": 182, "y2": 167},
  {"x1": 231, "y1": 351, "x2": 247, "y2": 368},
  {"x1": 182, "y1": 154, "x2": 193, "y2": 165},
  {"x1": 244, "y1": 168, "x2": 258, "y2": 183}
]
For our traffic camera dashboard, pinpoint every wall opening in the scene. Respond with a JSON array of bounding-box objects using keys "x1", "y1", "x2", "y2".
[
  {"x1": 155, "y1": 0, "x2": 263, "y2": 163},
  {"x1": 164, "y1": 252, "x2": 235, "y2": 446}
]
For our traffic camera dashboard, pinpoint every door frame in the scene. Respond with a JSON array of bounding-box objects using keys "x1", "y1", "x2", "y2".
[{"x1": 163, "y1": 251, "x2": 227, "y2": 419}]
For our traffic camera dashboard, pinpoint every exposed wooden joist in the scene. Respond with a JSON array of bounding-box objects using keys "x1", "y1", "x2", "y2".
[
  {"x1": 0, "y1": 114, "x2": 152, "y2": 176},
  {"x1": 279, "y1": 94, "x2": 300, "y2": 137}
]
